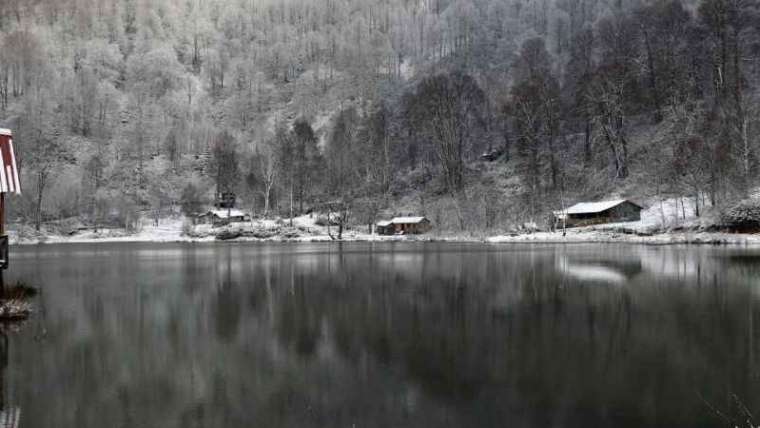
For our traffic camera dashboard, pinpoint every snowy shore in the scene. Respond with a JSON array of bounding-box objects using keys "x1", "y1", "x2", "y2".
[
  {"x1": 7, "y1": 200, "x2": 760, "y2": 246},
  {"x1": 486, "y1": 229, "x2": 760, "y2": 246},
  {"x1": 7, "y1": 218, "x2": 760, "y2": 247},
  {"x1": 11, "y1": 230, "x2": 760, "y2": 247}
]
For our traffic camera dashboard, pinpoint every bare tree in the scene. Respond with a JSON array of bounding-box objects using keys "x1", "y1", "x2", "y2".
[{"x1": 406, "y1": 72, "x2": 486, "y2": 193}]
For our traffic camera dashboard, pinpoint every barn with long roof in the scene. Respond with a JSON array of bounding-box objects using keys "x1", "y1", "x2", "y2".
[{"x1": 554, "y1": 199, "x2": 642, "y2": 228}]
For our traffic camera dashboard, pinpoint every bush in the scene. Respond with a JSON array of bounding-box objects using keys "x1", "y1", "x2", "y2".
[{"x1": 721, "y1": 199, "x2": 760, "y2": 233}]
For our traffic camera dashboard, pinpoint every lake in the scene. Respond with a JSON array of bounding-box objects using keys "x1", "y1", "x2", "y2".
[{"x1": 2, "y1": 242, "x2": 760, "y2": 427}]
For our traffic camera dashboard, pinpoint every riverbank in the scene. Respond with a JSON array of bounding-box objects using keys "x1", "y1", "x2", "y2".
[
  {"x1": 7, "y1": 217, "x2": 760, "y2": 246},
  {"x1": 486, "y1": 229, "x2": 760, "y2": 245}
]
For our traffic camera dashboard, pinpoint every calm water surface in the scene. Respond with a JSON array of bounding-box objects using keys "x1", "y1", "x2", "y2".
[{"x1": 3, "y1": 242, "x2": 760, "y2": 427}]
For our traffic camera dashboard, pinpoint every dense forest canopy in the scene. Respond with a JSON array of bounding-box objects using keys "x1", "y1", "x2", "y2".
[{"x1": 0, "y1": 0, "x2": 759, "y2": 232}]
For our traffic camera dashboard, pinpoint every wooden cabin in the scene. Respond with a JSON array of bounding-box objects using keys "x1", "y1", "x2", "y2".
[
  {"x1": 196, "y1": 209, "x2": 251, "y2": 226},
  {"x1": 554, "y1": 200, "x2": 643, "y2": 228},
  {"x1": 376, "y1": 216, "x2": 432, "y2": 235}
]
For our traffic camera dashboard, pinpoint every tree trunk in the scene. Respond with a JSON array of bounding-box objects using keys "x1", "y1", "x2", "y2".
[
  {"x1": 642, "y1": 26, "x2": 662, "y2": 122},
  {"x1": 741, "y1": 115, "x2": 750, "y2": 193},
  {"x1": 326, "y1": 211, "x2": 334, "y2": 240},
  {"x1": 263, "y1": 184, "x2": 271, "y2": 217},
  {"x1": 547, "y1": 134, "x2": 558, "y2": 189},
  {"x1": 289, "y1": 183, "x2": 294, "y2": 227},
  {"x1": 584, "y1": 118, "x2": 592, "y2": 167},
  {"x1": 35, "y1": 170, "x2": 47, "y2": 232},
  {"x1": 298, "y1": 183, "x2": 304, "y2": 214}
]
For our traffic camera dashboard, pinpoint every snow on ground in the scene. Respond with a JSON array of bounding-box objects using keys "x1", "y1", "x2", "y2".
[
  {"x1": 7, "y1": 198, "x2": 760, "y2": 246},
  {"x1": 550, "y1": 197, "x2": 703, "y2": 236},
  {"x1": 488, "y1": 197, "x2": 760, "y2": 246},
  {"x1": 636, "y1": 197, "x2": 701, "y2": 229},
  {"x1": 487, "y1": 229, "x2": 760, "y2": 245},
  {"x1": 8, "y1": 214, "x2": 411, "y2": 246},
  {"x1": 399, "y1": 59, "x2": 415, "y2": 80},
  {"x1": 9, "y1": 217, "x2": 213, "y2": 245}
]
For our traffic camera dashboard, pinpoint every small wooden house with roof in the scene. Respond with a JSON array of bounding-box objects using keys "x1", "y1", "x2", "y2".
[
  {"x1": 195, "y1": 209, "x2": 251, "y2": 226},
  {"x1": 376, "y1": 216, "x2": 432, "y2": 235},
  {"x1": 554, "y1": 199, "x2": 643, "y2": 228}
]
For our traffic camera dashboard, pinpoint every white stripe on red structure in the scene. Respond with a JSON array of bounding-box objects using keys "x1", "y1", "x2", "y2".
[
  {"x1": 8, "y1": 139, "x2": 19, "y2": 194},
  {"x1": 6, "y1": 167, "x2": 14, "y2": 193},
  {"x1": 0, "y1": 154, "x2": 8, "y2": 193}
]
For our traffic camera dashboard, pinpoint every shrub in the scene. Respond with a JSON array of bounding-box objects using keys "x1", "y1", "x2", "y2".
[{"x1": 721, "y1": 199, "x2": 760, "y2": 233}]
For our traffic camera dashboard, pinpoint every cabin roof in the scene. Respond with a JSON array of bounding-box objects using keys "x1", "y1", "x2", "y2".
[
  {"x1": 200, "y1": 209, "x2": 248, "y2": 219},
  {"x1": 562, "y1": 199, "x2": 641, "y2": 215},
  {"x1": 376, "y1": 216, "x2": 429, "y2": 226},
  {"x1": 391, "y1": 216, "x2": 428, "y2": 224},
  {"x1": 0, "y1": 129, "x2": 11, "y2": 136}
]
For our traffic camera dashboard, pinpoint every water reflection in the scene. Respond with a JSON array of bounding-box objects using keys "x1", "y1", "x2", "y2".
[
  {"x1": 0, "y1": 326, "x2": 20, "y2": 428},
  {"x1": 557, "y1": 254, "x2": 643, "y2": 284},
  {"x1": 3, "y1": 242, "x2": 760, "y2": 427}
]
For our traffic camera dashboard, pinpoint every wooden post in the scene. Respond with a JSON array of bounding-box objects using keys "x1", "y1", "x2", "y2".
[{"x1": 0, "y1": 192, "x2": 5, "y2": 235}]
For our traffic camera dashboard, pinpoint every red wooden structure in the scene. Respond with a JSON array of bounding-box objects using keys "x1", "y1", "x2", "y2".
[{"x1": 0, "y1": 129, "x2": 20, "y2": 270}]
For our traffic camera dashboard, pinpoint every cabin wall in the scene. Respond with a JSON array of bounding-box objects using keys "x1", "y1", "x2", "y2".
[
  {"x1": 386, "y1": 221, "x2": 432, "y2": 234},
  {"x1": 610, "y1": 202, "x2": 642, "y2": 222},
  {"x1": 396, "y1": 221, "x2": 432, "y2": 234}
]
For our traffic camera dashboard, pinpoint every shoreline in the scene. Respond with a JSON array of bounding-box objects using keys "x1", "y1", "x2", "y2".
[{"x1": 8, "y1": 229, "x2": 760, "y2": 247}]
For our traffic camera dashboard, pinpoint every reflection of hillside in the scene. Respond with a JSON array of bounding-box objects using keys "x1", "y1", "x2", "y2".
[
  {"x1": 270, "y1": 246, "x2": 760, "y2": 427},
  {"x1": 638, "y1": 247, "x2": 713, "y2": 279},
  {"x1": 554, "y1": 246, "x2": 730, "y2": 283},
  {"x1": 5, "y1": 243, "x2": 760, "y2": 428}
]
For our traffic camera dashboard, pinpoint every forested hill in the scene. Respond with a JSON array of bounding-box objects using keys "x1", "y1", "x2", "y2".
[{"x1": 0, "y1": 0, "x2": 758, "y2": 233}]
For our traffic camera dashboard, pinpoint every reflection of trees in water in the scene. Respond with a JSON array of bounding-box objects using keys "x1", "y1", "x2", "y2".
[
  {"x1": 0, "y1": 328, "x2": 19, "y2": 428},
  {"x1": 11, "y1": 244, "x2": 760, "y2": 428},
  {"x1": 269, "y1": 248, "x2": 760, "y2": 427},
  {"x1": 214, "y1": 246, "x2": 240, "y2": 343}
]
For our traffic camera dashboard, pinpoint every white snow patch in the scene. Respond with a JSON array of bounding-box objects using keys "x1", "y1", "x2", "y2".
[
  {"x1": 400, "y1": 60, "x2": 415, "y2": 80},
  {"x1": 204, "y1": 209, "x2": 248, "y2": 219}
]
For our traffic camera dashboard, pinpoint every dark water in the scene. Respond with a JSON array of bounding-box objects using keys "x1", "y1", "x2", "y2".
[{"x1": 2, "y1": 242, "x2": 760, "y2": 427}]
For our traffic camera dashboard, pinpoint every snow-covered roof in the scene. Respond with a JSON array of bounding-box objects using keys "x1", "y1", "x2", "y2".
[
  {"x1": 0, "y1": 129, "x2": 11, "y2": 136},
  {"x1": 201, "y1": 209, "x2": 248, "y2": 219},
  {"x1": 376, "y1": 217, "x2": 429, "y2": 226},
  {"x1": 391, "y1": 216, "x2": 428, "y2": 224},
  {"x1": 562, "y1": 200, "x2": 640, "y2": 215}
]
